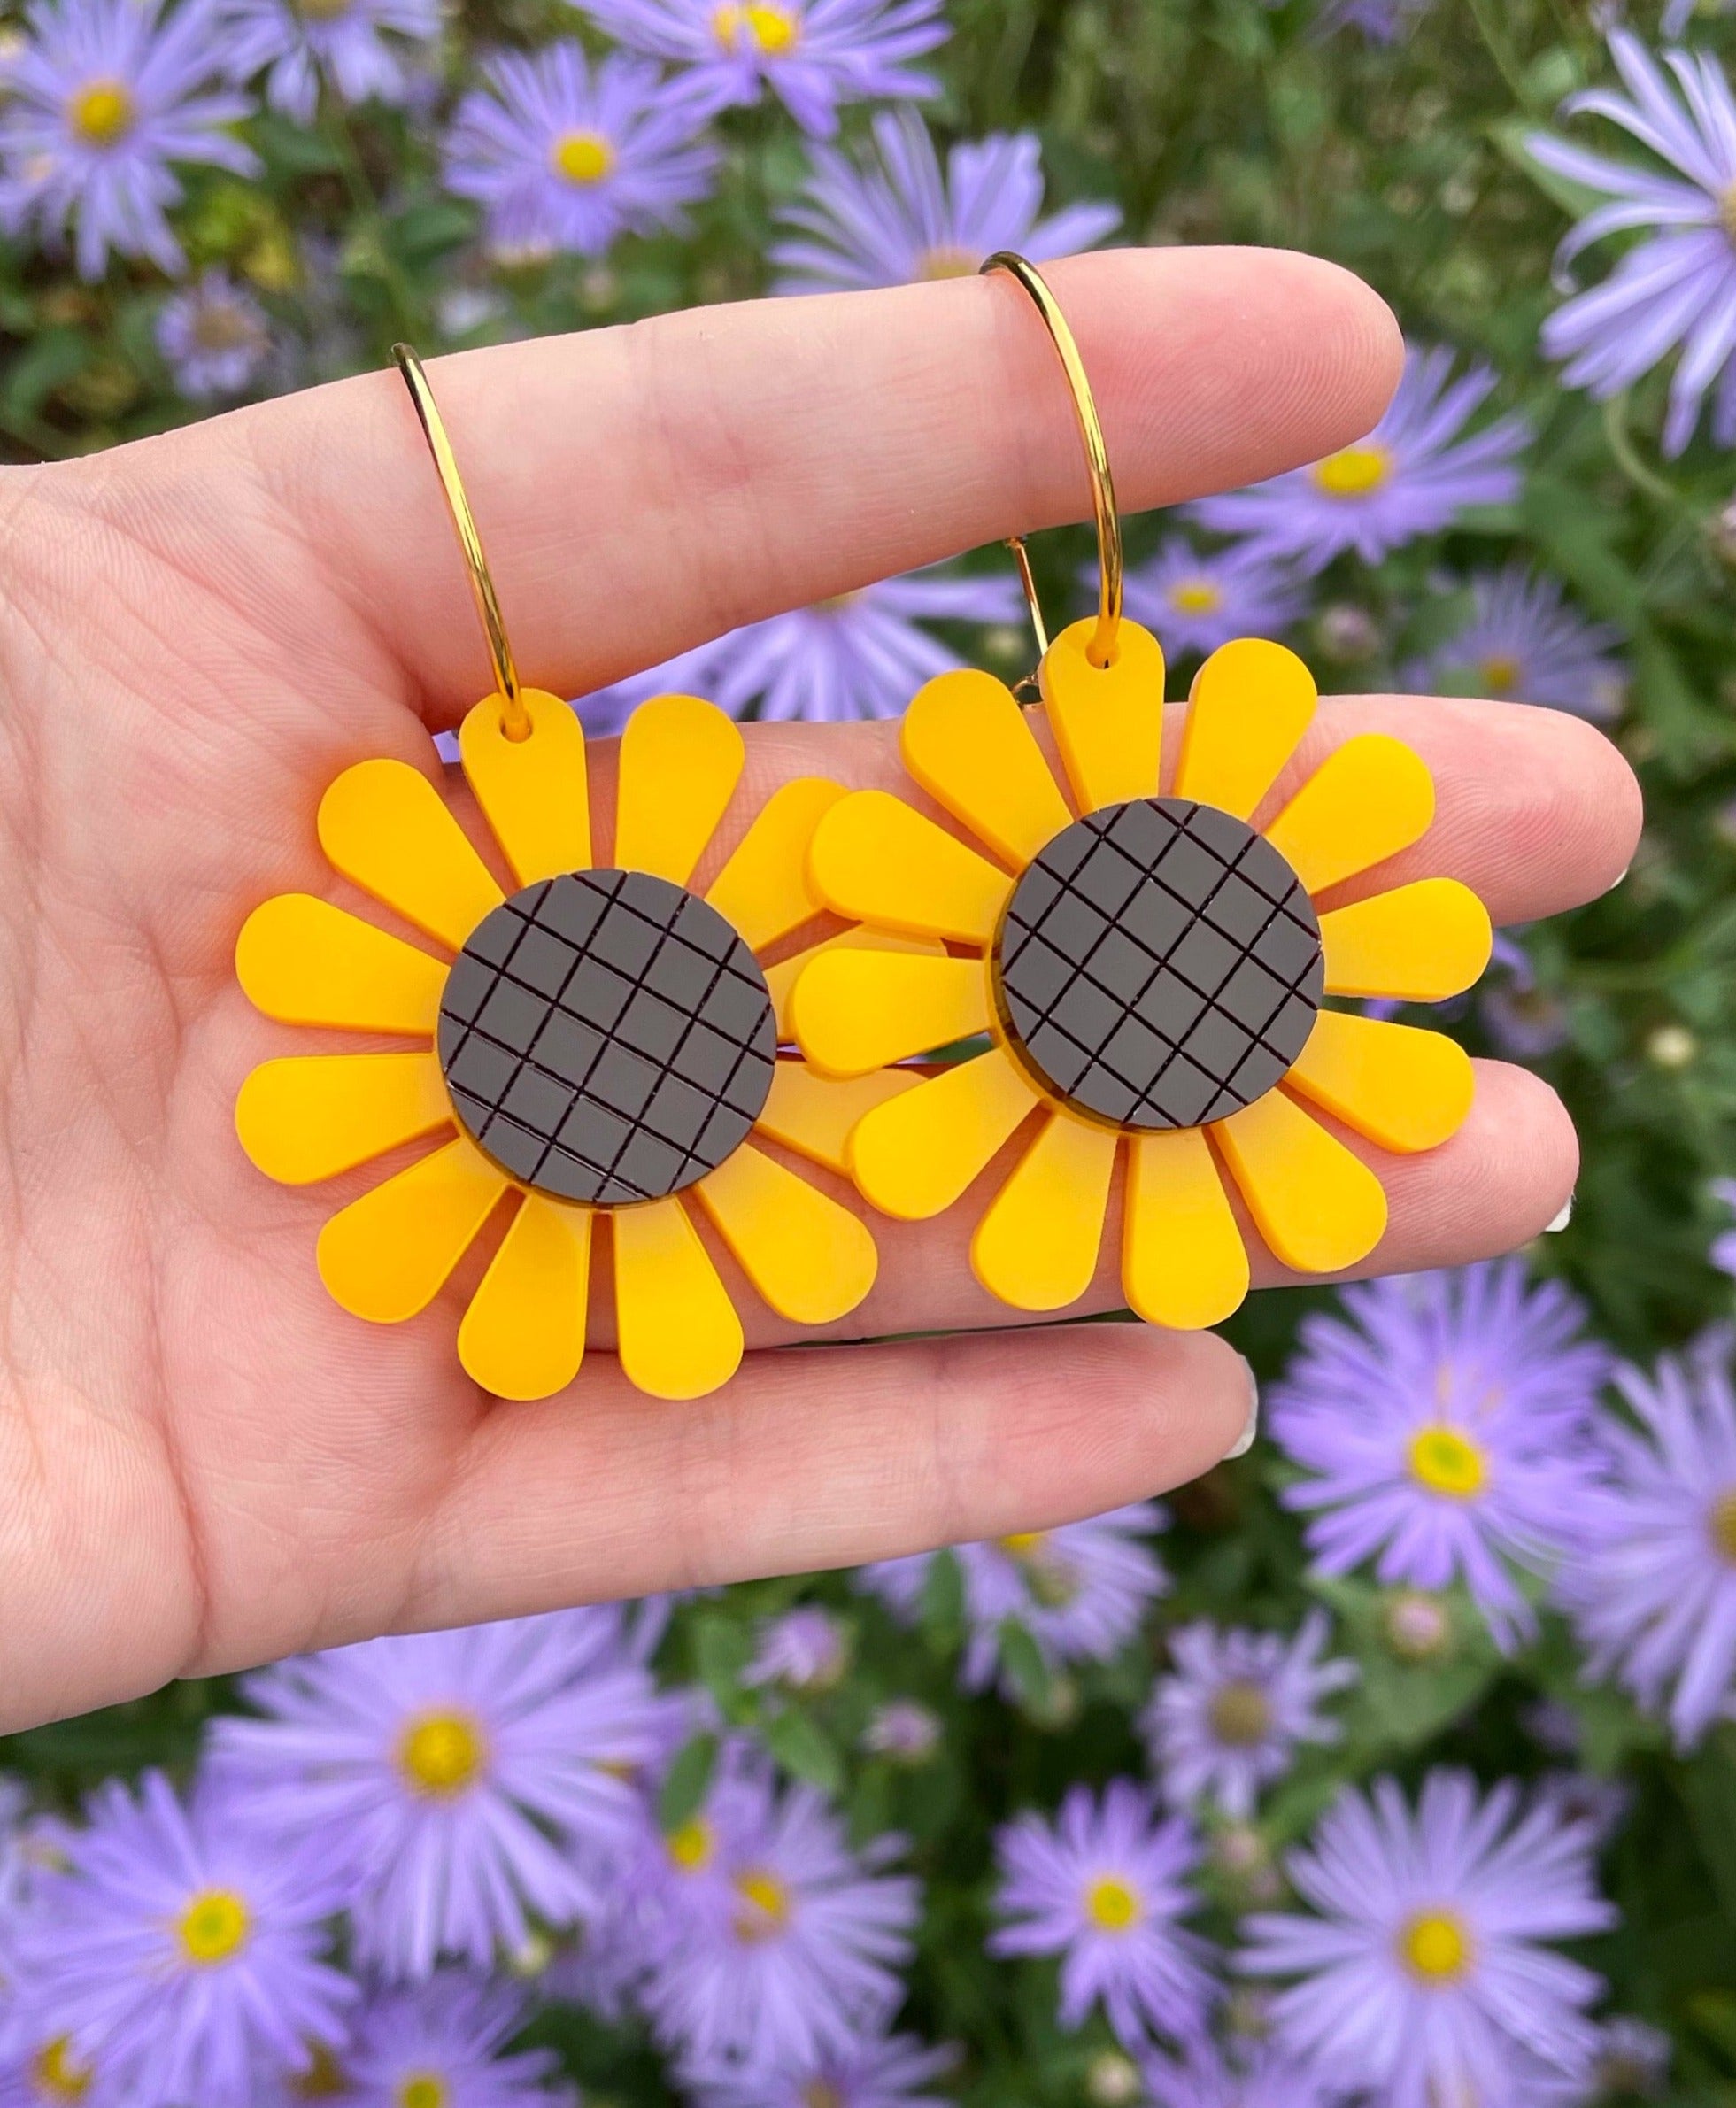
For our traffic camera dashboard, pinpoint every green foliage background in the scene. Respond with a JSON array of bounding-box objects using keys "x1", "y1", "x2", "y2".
[{"x1": 4, "y1": 0, "x2": 1736, "y2": 2099}]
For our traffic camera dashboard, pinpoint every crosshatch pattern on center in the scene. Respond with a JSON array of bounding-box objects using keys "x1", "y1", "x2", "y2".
[
  {"x1": 991, "y1": 798, "x2": 1326, "y2": 1131},
  {"x1": 436, "y1": 869, "x2": 778, "y2": 1206}
]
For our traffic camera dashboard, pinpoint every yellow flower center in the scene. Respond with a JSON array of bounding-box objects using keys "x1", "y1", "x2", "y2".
[
  {"x1": 66, "y1": 79, "x2": 134, "y2": 147},
  {"x1": 1408, "y1": 1424, "x2": 1486, "y2": 1500},
  {"x1": 1083, "y1": 1874, "x2": 1143, "y2": 1932},
  {"x1": 914, "y1": 243, "x2": 980, "y2": 280},
  {"x1": 1207, "y1": 1680, "x2": 1272, "y2": 1747},
  {"x1": 176, "y1": 1888, "x2": 251, "y2": 1965},
  {"x1": 733, "y1": 1866, "x2": 791, "y2": 1941},
  {"x1": 1399, "y1": 1908, "x2": 1474, "y2": 1983},
  {"x1": 803, "y1": 2088, "x2": 844, "y2": 2108},
  {"x1": 713, "y1": 2, "x2": 799, "y2": 53},
  {"x1": 398, "y1": 1710, "x2": 488, "y2": 1798},
  {"x1": 1169, "y1": 579, "x2": 1224, "y2": 615},
  {"x1": 551, "y1": 130, "x2": 616, "y2": 186},
  {"x1": 1478, "y1": 652, "x2": 1522, "y2": 698},
  {"x1": 297, "y1": 0, "x2": 353, "y2": 20},
  {"x1": 31, "y1": 2039, "x2": 91, "y2": 2103},
  {"x1": 1710, "y1": 1489, "x2": 1736, "y2": 1563},
  {"x1": 1312, "y1": 443, "x2": 1393, "y2": 498},
  {"x1": 1721, "y1": 183, "x2": 1736, "y2": 244},
  {"x1": 397, "y1": 2078, "x2": 448, "y2": 2108},
  {"x1": 667, "y1": 1817, "x2": 714, "y2": 1871},
  {"x1": 999, "y1": 1531, "x2": 1047, "y2": 1558}
]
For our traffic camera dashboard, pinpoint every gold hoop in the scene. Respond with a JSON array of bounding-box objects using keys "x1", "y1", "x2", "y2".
[
  {"x1": 392, "y1": 344, "x2": 531, "y2": 743},
  {"x1": 980, "y1": 252, "x2": 1123, "y2": 670}
]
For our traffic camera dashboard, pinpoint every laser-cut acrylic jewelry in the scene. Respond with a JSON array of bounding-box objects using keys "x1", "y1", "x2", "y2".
[
  {"x1": 232, "y1": 348, "x2": 889, "y2": 1404},
  {"x1": 785, "y1": 257, "x2": 1494, "y2": 1328}
]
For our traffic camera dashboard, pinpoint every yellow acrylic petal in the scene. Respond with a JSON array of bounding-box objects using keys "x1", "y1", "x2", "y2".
[
  {"x1": 696, "y1": 1141, "x2": 877, "y2": 1324},
  {"x1": 1174, "y1": 639, "x2": 1316, "y2": 820},
  {"x1": 766, "y1": 928, "x2": 945, "y2": 1040},
  {"x1": 1038, "y1": 615, "x2": 1166, "y2": 814},
  {"x1": 806, "y1": 791, "x2": 1010, "y2": 945},
  {"x1": 235, "y1": 894, "x2": 447, "y2": 1035},
  {"x1": 613, "y1": 1196, "x2": 745, "y2": 1401},
  {"x1": 706, "y1": 778, "x2": 847, "y2": 952},
  {"x1": 969, "y1": 1110, "x2": 1118, "y2": 1312},
  {"x1": 900, "y1": 668, "x2": 1071, "y2": 869},
  {"x1": 1213, "y1": 1089, "x2": 1387, "y2": 1275},
  {"x1": 459, "y1": 687, "x2": 591, "y2": 886},
  {"x1": 318, "y1": 759, "x2": 503, "y2": 952},
  {"x1": 753, "y1": 1061, "x2": 922, "y2": 1176},
  {"x1": 1264, "y1": 734, "x2": 1435, "y2": 896},
  {"x1": 236, "y1": 1052, "x2": 452, "y2": 1185},
  {"x1": 317, "y1": 1135, "x2": 508, "y2": 1323},
  {"x1": 458, "y1": 1193, "x2": 591, "y2": 1401},
  {"x1": 1122, "y1": 1127, "x2": 1250, "y2": 1330},
  {"x1": 1320, "y1": 879, "x2": 1493, "y2": 1001},
  {"x1": 791, "y1": 949, "x2": 991, "y2": 1078},
  {"x1": 849, "y1": 1046, "x2": 1041, "y2": 1220},
  {"x1": 614, "y1": 694, "x2": 745, "y2": 886},
  {"x1": 1284, "y1": 1009, "x2": 1476, "y2": 1154}
]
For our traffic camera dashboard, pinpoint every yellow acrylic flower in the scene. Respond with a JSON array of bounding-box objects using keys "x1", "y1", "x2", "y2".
[
  {"x1": 788, "y1": 619, "x2": 1492, "y2": 1329},
  {"x1": 234, "y1": 688, "x2": 902, "y2": 1403}
]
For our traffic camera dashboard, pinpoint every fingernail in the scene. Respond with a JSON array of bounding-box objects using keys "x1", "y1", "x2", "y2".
[
  {"x1": 1224, "y1": 1358, "x2": 1260, "y2": 1459},
  {"x1": 1546, "y1": 1193, "x2": 1574, "y2": 1233}
]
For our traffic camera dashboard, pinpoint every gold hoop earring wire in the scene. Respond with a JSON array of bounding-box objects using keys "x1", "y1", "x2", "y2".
[
  {"x1": 979, "y1": 252, "x2": 1123, "y2": 673},
  {"x1": 392, "y1": 344, "x2": 532, "y2": 744}
]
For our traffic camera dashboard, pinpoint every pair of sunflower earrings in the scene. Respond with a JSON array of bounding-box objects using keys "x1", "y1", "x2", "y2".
[{"x1": 235, "y1": 259, "x2": 1492, "y2": 1404}]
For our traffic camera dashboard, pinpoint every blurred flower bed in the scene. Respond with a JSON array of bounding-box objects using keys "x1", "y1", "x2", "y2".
[{"x1": 3, "y1": 0, "x2": 1736, "y2": 2102}]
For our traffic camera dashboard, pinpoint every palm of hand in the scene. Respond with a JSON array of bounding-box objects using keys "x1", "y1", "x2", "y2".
[{"x1": 0, "y1": 252, "x2": 1640, "y2": 1734}]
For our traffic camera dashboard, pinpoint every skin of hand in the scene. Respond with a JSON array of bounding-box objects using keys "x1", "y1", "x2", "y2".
[{"x1": 0, "y1": 249, "x2": 1640, "y2": 1734}]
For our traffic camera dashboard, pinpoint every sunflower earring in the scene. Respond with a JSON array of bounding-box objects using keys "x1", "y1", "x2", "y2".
[
  {"x1": 787, "y1": 253, "x2": 1493, "y2": 1330},
  {"x1": 233, "y1": 345, "x2": 895, "y2": 1403}
]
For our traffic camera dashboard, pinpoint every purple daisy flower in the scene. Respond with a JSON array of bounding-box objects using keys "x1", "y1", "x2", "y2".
[
  {"x1": 6, "y1": 1770, "x2": 354, "y2": 2108},
  {"x1": 857, "y1": 1503, "x2": 1170, "y2": 1696},
  {"x1": 443, "y1": 44, "x2": 718, "y2": 264},
  {"x1": 684, "y1": 2030, "x2": 957, "y2": 2108},
  {"x1": 636, "y1": 1749, "x2": 921, "y2": 2073},
  {"x1": 1308, "y1": 0, "x2": 1431, "y2": 39},
  {"x1": 1191, "y1": 344, "x2": 1528, "y2": 574},
  {"x1": 1408, "y1": 568, "x2": 1625, "y2": 719},
  {"x1": 156, "y1": 266, "x2": 270, "y2": 399},
  {"x1": 1241, "y1": 1771, "x2": 1616, "y2": 2108},
  {"x1": 1268, "y1": 1262, "x2": 1614, "y2": 1649},
  {"x1": 1141, "y1": 1611, "x2": 1358, "y2": 1820},
  {"x1": 1119, "y1": 537, "x2": 1309, "y2": 660},
  {"x1": 1529, "y1": 32, "x2": 1736, "y2": 457},
  {"x1": 0, "y1": 2033, "x2": 104, "y2": 2107},
  {"x1": 862, "y1": 1699, "x2": 942, "y2": 1764},
  {"x1": 209, "y1": 1609, "x2": 672, "y2": 1979},
  {"x1": 0, "y1": 0, "x2": 257, "y2": 280},
  {"x1": 745, "y1": 1606, "x2": 852, "y2": 1692},
  {"x1": 578, "y1": 566, "x2": 1025, "y2": 732},
  {"x1": 1479, "y1": 930, "x2": 1572, "y2": 1062},
  {"x1": 1555, "y1": 1336, "x2": 1736, "y2": 1749},
  {"x1": 342, "y1": 1972, "x2": 573, "y2": 2107},
  {"x1": 569, "y1": 0, "x2": 948, "y2": 139},
  {"x1": 770, "y1": 107, "x2": 1118, "y2": 291},
  {"x1": 991, "y1": 1780, "x2": 1216, "y2": 2052},
  {"x1": 220, "y1": 0, "x2": 438, "y2": 123},
  {"x1": 1139, "y1": 2037, "x2": 1335, "y2": 2108}
]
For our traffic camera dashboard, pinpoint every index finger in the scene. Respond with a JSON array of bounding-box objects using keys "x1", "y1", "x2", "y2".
[{"x1": 216, "y1": 248, "x2": 1401, "y2": 716}]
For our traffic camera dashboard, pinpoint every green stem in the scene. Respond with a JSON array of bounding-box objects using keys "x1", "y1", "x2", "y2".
[
  {"x1": 1601, "y1": 391, "x2": 1690, "y2": 513},
  {"x1": 1463, "y1": 0, "x2": 1535, "y2": 111},
  {"x1": 321, "y1": 97, "x2": 422, "y2": 344}
]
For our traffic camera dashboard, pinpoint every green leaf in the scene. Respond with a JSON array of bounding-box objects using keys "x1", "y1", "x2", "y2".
[
  {"x1": 657, "y1": 1732, "x2": 719, "y2": 1834},
  {"x1": 760, "y1": 1709, "x2": 845, "y2": 1797}
]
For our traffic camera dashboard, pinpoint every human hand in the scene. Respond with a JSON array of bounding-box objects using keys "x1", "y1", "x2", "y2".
[{"x1": 0, "y1": 249, "x2": 1640, "y2": 1734}]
